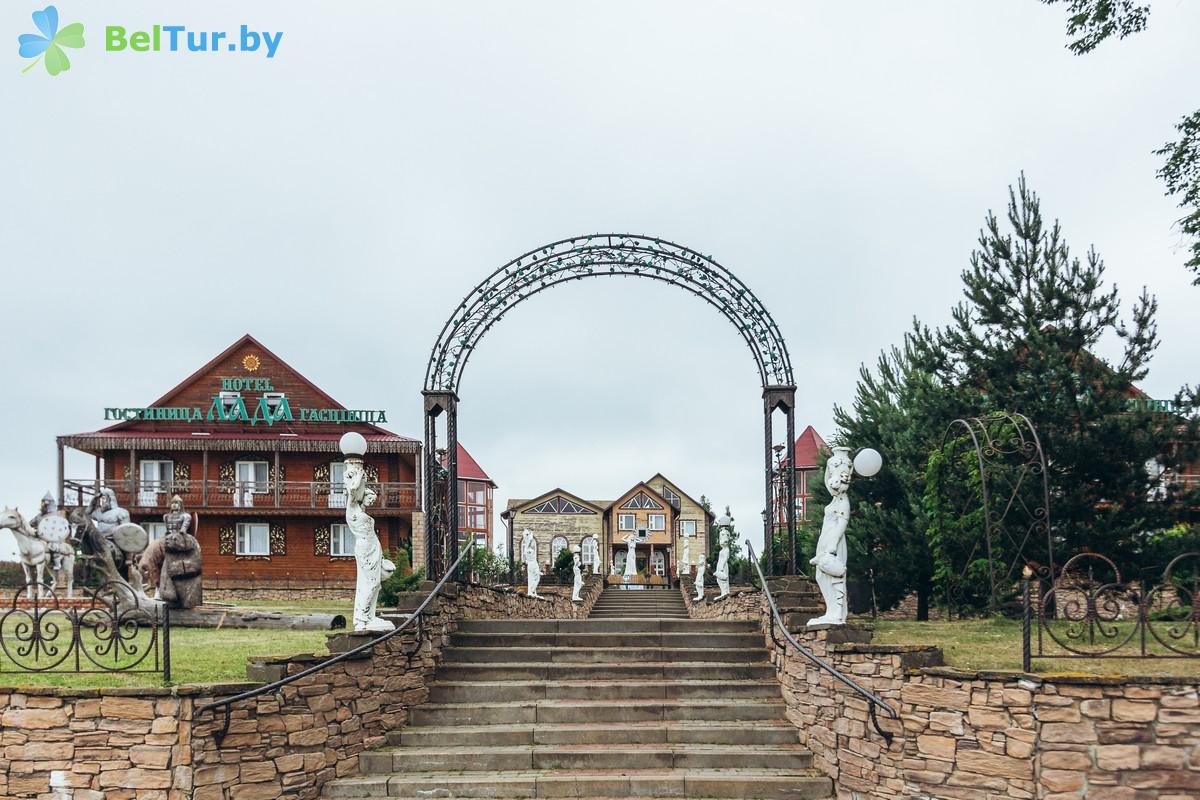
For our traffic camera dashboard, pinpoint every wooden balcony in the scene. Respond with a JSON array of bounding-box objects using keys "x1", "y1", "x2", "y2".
[{"x1": 62, "y1": 478, "x2": 419, "y2": 515}]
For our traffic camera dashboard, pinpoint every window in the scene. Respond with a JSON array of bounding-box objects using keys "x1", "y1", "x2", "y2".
[
  {"x1": 235, "y1": 461, "x2": 269, "y2": 507},
  {"x1": 551, "y1": 536, "x2": 569, "y2": 564},
  {"x1": 794, "y1": 495, "x2": 805, "y2": 519},
  {"x1": 527, "y1": 496, "x2": 593, "y2": 514},
  {"x1": 330, "y1": 523, "x2": 353, "y2": 556},
  {"x1": 458, "y1": 480, "x2": 489, "y2": 533},
  {"x1": 236, "y1": 522, "x2": 270, "y2": 556},
  {"x1": 138, "y1": 460, "x2": 173, "y2": 505},
  {"x1": 620, "y1": 492, "x2": 663, "y2": 510},
  {"x1": 144, "y1": 522, "x2": 167, "y2": 542},
  {"x1": 328, "y1": 461, "x2": 347, "y2": 508},
  {"x1": 582, "y1": 536, "x2": 599, "y2": 568},
  {"x1": 618, "y1": 514, "x2": 636, "y2": 531},
  {"x1": 651, "y1": 550, "x2": 666, "y2": 576},
  {"x1": 680, "y1": 520, "x2": 697, "y2": 537},
  {"x1": 661, "y1": 485, "x2": 681, "y2": 507},
  {"x1": 613, "y1": 549, "x2": 626, "y2": 574},
  {"x1": 648, "y1": 514, "x2": 666, "y2": 531}
]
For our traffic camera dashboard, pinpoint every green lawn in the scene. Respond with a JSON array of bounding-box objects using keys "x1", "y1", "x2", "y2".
[
  {"x1": 0, "y1": 627, "x2": 329, "y2": 689},
  {"x1": 874, "y1": 618, "x2": 1199, "y2": 677}
]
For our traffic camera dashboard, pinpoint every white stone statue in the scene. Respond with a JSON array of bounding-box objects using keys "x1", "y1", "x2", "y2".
[
  {"x1": 521, "y1": 529, "x2": 542, "y2": 598},
  {"x1": 714, "y1": 527, "x2": 731, "y2": 600},
  {"x1": 677, "y1": 527, "x2": 692, "y2": 580},
  {"x1": 808, "y1": 447, "x2": 853, "y2": 627},
  {"x1": 342, "y1": 435, "x2": 396, "y2": 633},
  {"x1": 622, "y1": 532, "x2": 638, "y2": 583},
  {"x1": 694, "y1": 554, "x2": 706, "y2": 601},
  {"x1": 31, "y1": 492, "x2": 75, "y2": 597},
  {"x1": 570, "y1": 544, "x2": 583, "y2": 602}
]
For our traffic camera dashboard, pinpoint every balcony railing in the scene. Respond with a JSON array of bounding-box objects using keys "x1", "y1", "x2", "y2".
[{"x1": 63, "y1": 479, "x2": 419, "y2": 512}]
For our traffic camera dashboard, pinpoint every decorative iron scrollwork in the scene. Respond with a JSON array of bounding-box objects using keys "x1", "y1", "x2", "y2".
[{"x1": 0, "y1": 583, "x2": 169, "y2": 680}]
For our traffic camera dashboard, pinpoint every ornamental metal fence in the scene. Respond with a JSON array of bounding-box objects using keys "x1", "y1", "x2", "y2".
[
  {"x1": 0, "y1": 582, "x2": 170, "y2": 681},
  {"x1": 1022, "y1": 552, "x2": 1199, "y2": 671}
]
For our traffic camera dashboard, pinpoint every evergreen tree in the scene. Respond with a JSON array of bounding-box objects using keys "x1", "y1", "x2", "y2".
[
  {"x1": 828, "y1": 331, "x2": 967, "y2": 619},
  {"x1": 919, "y1": 175, "x2": 1195, "y2": 566}
]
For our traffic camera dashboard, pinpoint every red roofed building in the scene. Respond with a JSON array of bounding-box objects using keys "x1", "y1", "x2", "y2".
[
  {"x1": 56, "y1": 335, "x2": 421, "y2": 599},
  {"x1": 774, "y1": 425, "x2": 830, "y2": 527},
  {"x1": 441, "y1": 443, "x2": 496, "y2": 552}
]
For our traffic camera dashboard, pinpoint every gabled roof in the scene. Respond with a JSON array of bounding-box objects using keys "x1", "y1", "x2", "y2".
[
  {"x1": 442, "y1": 443, "x2": 495, "y2": 487},
  {"x1": 645, "y1": 473, "x2": 715, "y2": 523},
  {"x1": 506, "y1": 488, "x2": 605, "y2": 515},
  {"x1": 791, "y1": 425, "x2": 829, "y2": 469},
  {"x1": 89, "y1": 333, "x2": 411, "y2": 442},
  {"x1": 606, "y1": 482, "x2": 672, "y2": 513}
]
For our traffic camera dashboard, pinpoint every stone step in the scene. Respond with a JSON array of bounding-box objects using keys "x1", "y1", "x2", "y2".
[
  {"x1": 409, "y1": 698, "x2": 788, "y2": 726},
  {"x1": 388, "y1": 720, "x2": 800, "y2": 748},
  {"x1": 456, "y1": 619, "x2": 754, "y2": 633},
  {"x1": 435, "y1": 661, "x2": 776, "y2": 682},
  {"x1": 361, "y1": 743, "x2": 814, "y2": 773},
  {"x1": 588, "y1": 612, "x2": 691, "y2": 619},
  {"x1": 427, "y1": 679, "x2": 782, "y2": 703},
  {"x1": 324, "y1": 768, "x2": 833, "y2": 798},
  {"x1": 448, "y1": 646, "x2": 769, "y2": 664},
  {"x1": 450, "y1": 632, "x2": 763, "y2": 649}
]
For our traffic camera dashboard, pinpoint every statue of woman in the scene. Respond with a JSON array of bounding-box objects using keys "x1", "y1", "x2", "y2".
[
  {"x1": 694, "y1": 554, "x2": 707, "y2": 601},
  {"x1": 521, "y1": 529, "x2": 541, "y2": 597},
  {"x1": 345, "y1": 460, "x2": 395, "y2": 632},
  {"x1": 570, "y1": 544, "x2": 583, "y2": 602},
  {"x1": 807, "y1": 447, "x2": 853, "y2": 626},
  {"x1": 622, "y1": 533, "x2": 639, "y2": 583}
]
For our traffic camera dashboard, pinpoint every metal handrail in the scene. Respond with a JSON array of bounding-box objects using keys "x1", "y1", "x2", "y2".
[
  {"x1": 196, "y1": 540, "x2": 475, "y2": 745},
  {"x1": 745, "y1": 542, "x2": 897, "y2": 743}
]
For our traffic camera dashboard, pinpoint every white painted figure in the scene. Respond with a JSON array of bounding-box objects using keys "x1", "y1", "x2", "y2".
[
  {"x1": 807, "y1": 446, "x2": 853, "y2": 627},
  {"x1": 522, "y1": 529, "x2": 542, "y2": 598},
  {"x1": 714, "y1": 527, "x2": 731, "y2": 600},
  {"x1": 678, "y1": 526, "x2": 692, "y2": 580},
  {"x1": 570, "y1": 544, "x2": 583, "y2": 602},
  {"x1": 694, "y1": 554, "x2": 706, "y2": 601},
  {"x1": 622, "y1": 532, "x2": 638, "y2": 583},
  {"x1": 342, "y1": 433, "x2": 396, "y2": 633}
]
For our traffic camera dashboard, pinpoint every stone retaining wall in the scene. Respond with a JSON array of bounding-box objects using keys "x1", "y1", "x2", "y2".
[
  {"x1": 686, "y1": 582, "x2": 1200, "y2": 800},
  {"x1": 0, "y1": 576, "x2": 603, "y2": 800}
]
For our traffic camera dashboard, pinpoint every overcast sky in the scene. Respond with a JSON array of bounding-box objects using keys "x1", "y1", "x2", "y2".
[{"x1": 2, "y1": 1, "x2": 1197, "y2": 560}]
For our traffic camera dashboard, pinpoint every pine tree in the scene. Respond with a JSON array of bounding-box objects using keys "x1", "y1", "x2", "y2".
[{"x1": 920, "y1": 175, "x2": 1194, "y2": 566}]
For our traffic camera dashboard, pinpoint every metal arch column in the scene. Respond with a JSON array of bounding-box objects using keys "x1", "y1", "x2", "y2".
[
  {"x1": 423, "y1": 390, "x2": 459, "y2": 577},
  {"x1": 763, "y1": 386, "x2": 798, "y2": 576}
]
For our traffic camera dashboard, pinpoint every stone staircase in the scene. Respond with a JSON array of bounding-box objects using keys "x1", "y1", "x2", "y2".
[
  {"x1": 322, "y1": 588, "x2": 833, "y2": 798},
  {"x1": 588, "y1": 586, "x2": 689, "y2": 618}
]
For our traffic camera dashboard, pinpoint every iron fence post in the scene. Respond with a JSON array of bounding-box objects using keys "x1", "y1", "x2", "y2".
[
  {"x1": 1021, "y1": 568, "x2": 1032, "y2": 673},
  {"x1": 163, "y1": 604, "x2": 172, "y2": 684}
]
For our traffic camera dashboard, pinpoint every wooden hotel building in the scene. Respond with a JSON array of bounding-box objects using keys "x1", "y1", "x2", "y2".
[{"x1": 55, "y1": 335, "x2": 429, "y2": 599}]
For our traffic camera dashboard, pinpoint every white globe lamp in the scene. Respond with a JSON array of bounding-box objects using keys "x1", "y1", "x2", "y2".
[
  {"x1": 853, "y1": 448, "x2": 883, "y2": 478},
  {"x1": 339, "y1": 431, "x2": 368, "y2": 458}
]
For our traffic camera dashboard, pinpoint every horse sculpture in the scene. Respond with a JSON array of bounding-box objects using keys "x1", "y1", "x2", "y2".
[{"x1": 0, "y1": 506, "x2": 75, "y2": 597}]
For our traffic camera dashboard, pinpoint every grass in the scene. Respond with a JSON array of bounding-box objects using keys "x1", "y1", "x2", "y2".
[
  {"x1": 211, "y1": 599, "x2": 352, "y2": 615},
  {"x1": 874, "y1": 618, "x2": 1200, "y2": 677},
  {"x1": 0, "y1": 627, "x2": 329, "y2": 689}
]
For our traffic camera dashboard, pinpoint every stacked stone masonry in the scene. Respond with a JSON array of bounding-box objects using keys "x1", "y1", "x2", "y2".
[
  {"x1": 680, "y1": 582, "x2": 1200, "y2": 800},
  {"x1": 0, "y1": 577, "x2": 602, "y2": 800}
]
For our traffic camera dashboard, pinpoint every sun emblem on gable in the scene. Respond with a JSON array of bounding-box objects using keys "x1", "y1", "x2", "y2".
[{"x1": 242, "y1": 354, "x2": 261, "y2": 372}]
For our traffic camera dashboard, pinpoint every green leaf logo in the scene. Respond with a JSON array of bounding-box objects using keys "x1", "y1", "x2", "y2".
[{"x1": 17, "y1": 6, "x2": 84, "y2": 76}]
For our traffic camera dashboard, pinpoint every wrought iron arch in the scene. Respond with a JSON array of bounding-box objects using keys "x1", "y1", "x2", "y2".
[
  {"x1": 935, "y1": 412, "x2": 1054, "y2": 615},
  {"x1": 422, "y1": 234, "x2": 798, "y2": 576}
]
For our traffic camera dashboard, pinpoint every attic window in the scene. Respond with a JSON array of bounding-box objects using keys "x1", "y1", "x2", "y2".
[
  {"x1": 620, "y1": 492, "x2": 663, "y2": 510},
  {"x1": 527, "y1": 496, "x2": 594, "y2": 514}
]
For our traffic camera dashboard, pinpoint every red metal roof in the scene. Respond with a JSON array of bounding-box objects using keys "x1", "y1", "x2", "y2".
[
  {"x1": 792, "y1": 425, "x2": 829, "y2": 469},
  {"x1": 442, "y1": 443, "x2": 495, "y2": 486}
]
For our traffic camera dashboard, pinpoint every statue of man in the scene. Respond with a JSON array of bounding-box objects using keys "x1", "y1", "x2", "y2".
[
  {"x1": 807, "y1": 447, "x2": 853, "y2": 626},
  {"x1": 521, "y1": 529, "x2": 541, "y2": 598},
  {"x1": 694, "y1": 554, "x2": 706, "y2": 602},
  {"x1": 678, "y1": 526, "x2": 692, "y2": 580},
  {"x1": 714, "y1": 527, "x2": 731, "y2": 600},
  {"x1": 158, "y1": 495, "x2": 203, "y2": 609},
  {"x1": 87, "y1": 487, "x2": 148, "y2": 596},
  {"x1": 31, "y1": 492, "x2": 73, "y2": 573},
  {"x1": 345, "y1": 459, "x2": 395, "y2": 632},
  {"x1": 570, "y1": 544, "x2": 583, "y2": 602}
]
